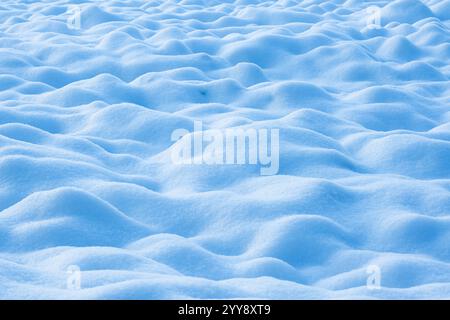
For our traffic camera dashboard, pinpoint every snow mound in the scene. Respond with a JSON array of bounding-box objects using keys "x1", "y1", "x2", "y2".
[{"x1": 0, "y1": 0, "x2": 449, "y2": 299}]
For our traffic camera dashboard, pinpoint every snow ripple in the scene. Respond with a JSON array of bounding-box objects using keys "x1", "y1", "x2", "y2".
[{"x1": 0, "y1": 0, "x2": 449, "y2": 299}]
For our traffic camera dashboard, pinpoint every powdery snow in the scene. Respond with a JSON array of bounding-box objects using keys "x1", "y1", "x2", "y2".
[{"x1": 0, "y1": 0, "x2": 449, "y2": 299}]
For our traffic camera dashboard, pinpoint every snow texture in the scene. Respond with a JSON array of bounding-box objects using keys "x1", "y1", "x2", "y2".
[{"x1": 0, "y1": 0, "x2": 449, "y2": 299}]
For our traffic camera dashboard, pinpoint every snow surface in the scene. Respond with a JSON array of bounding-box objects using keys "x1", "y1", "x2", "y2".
[{"x1": 0, "y1": 0, "x2": 449, "y2": 299}]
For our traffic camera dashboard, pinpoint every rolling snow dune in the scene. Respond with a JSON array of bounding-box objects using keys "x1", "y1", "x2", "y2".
[{"x1": 0, "y1": 0, "x2": 449, "y2": 299}]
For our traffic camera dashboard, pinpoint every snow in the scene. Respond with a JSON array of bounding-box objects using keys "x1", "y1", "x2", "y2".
[{"x1": 0, "y1": 0, "x2": 449, "y2": 299}]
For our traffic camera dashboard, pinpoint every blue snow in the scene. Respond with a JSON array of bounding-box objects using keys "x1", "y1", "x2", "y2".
[{"x1": 0, "y1": 0, "x2": 449, "y2": 299}]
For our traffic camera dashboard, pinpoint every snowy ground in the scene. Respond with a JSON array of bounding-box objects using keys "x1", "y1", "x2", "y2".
[{"x1": 0, "y1": 0, "x2": 449, "y2": 299}]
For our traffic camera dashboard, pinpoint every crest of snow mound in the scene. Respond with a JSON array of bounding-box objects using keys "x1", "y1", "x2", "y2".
[
  {"x1": 0, "y1": 188, "x2": 151, "y2": 251},
  {"x1": 78, "y1": 5, "x2": 122, "y2": 29},
  {"x1": 381, "y1": 0, "x2": 434, "y2": 25},
  {"x1": 431, "y1": 0, "x2": 450, "y2": 20}
]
